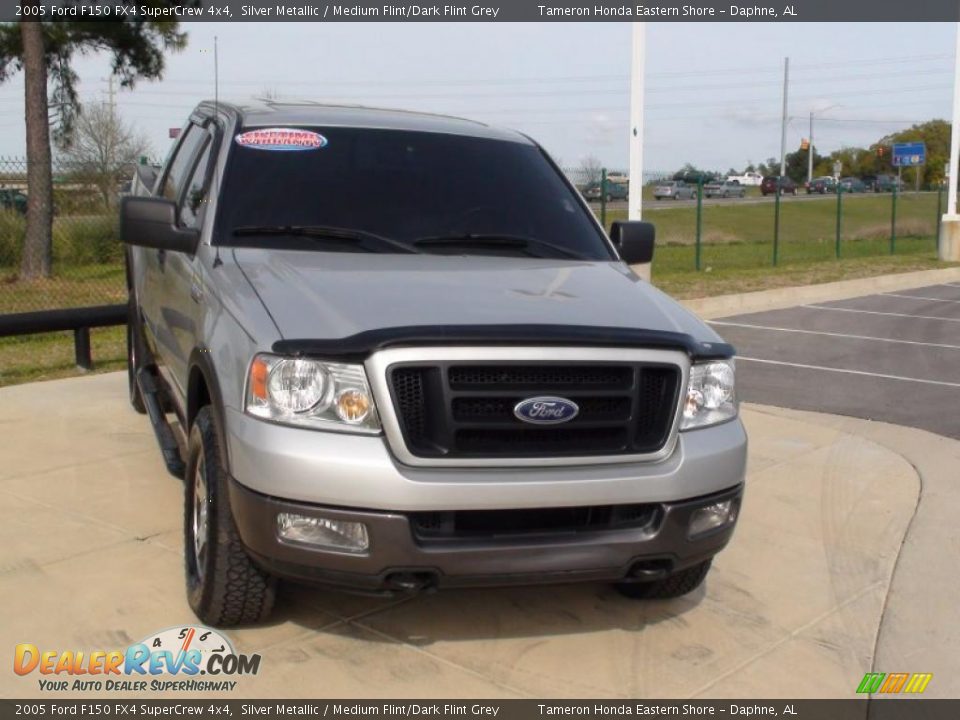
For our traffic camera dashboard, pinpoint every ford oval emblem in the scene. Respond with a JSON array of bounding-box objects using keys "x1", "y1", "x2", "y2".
[{"x1": 513, "y1": 396, "x2": 580, "y2": 425}]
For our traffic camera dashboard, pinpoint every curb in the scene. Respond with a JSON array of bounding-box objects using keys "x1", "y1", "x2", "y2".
[
  {"x1": 748, "y1": 404, "x2": 960, "y2": 698},
  {"x1": 679, "y1": 266, "x2": 960, "y2": 320}
]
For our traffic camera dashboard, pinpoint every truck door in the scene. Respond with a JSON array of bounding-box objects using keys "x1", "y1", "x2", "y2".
[
  {"x1": 159, "y1": 127, "x2": 217, "y2": 399},
  {"x1": 147, "y1": 123, "x2": 210, "y2": 397}
]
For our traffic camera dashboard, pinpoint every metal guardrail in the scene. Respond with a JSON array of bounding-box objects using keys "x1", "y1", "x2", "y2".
[{"x1": 0, "y1": 304, "x2": 126, "y2": 370}]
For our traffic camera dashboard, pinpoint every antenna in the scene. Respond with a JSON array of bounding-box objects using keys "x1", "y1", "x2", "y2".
[
  {"x1": 214, "y1": 35, "x2": 219, "y2": 114},
  {"x1": 212, "y1": 35, "x2": 223, "y2": 268}
]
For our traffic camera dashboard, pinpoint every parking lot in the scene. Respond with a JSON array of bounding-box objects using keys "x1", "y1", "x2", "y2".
[{"x1": 711, "y1": 282, "x2": 960, "y2": 439}]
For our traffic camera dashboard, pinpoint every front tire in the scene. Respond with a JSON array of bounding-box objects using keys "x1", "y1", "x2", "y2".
[
  {"x1": 614, "y1": 560, "x2": 712, "y2": 600},
  {"x1": 185, "y1": 407, "x2": 276, "y2": 626}
]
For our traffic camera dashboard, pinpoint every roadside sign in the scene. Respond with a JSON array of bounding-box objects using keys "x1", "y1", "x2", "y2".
[
  {"x1": 833, "y1": 160, "x2": 842, "y2": 178},
  {"x1": 892, "y1": 142, "x2": 925, "y2": 167}
]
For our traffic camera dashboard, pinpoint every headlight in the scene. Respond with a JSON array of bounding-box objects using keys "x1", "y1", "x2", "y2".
[
  {"x1": 680, "y1": 360, "x2": 737, "y2": 430},
  {"x1": 245, "y1": 354, "x2": 380, "y2": 432}
]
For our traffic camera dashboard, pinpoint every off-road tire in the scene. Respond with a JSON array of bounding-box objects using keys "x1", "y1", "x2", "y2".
[
  {"x1": 185, "y1": 407, "x2": 276, "y2": 626},
  {"x1": 127, "y1": 297, "x2": 147, "y2": 414},
  {"x1": 614, "y1": 559, "x2": 712, "y2": 600}
]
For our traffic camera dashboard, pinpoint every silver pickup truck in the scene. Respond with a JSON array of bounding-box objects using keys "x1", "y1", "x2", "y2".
[{"x1": 122, "y1": 101, "x2": 746, "y2": 627}]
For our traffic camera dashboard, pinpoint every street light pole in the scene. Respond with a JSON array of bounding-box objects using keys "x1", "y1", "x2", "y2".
[
  {"x1": 808, "y1": 111, "x2": 814, "y2": 185},
  {"x1": 779, "y1": 57, "x2": 789, "y2": 179}
]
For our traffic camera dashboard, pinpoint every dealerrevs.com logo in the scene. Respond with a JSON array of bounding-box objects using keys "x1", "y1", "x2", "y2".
[{"x1": 14, "y1": 626, "x2": 261, "y2": 693}]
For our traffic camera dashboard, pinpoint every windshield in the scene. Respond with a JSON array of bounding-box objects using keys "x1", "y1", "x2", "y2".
[{"x1": 217, "y1": 126, "x2": 614, "y2": 260}]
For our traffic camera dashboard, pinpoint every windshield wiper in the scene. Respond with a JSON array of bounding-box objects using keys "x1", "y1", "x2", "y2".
[
  {"x1": 232, "y1": 225, "x2": 418, "y2": 254},
  {"x1": 413, "y1": 233, "x2": 587, "y2": 260}
]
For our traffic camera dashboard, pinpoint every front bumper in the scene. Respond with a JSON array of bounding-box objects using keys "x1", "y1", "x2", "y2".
[
  {"x1": 228, "y1": 479, "x2": 743, "y2": 593},
  {"x1": 224, "y1": 408, "x2": 748, "y2": 511}
]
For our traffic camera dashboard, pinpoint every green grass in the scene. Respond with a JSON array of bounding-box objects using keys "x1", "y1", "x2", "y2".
[
  {"x1": 0, "y1": 264, "x2": 127, "y2": 387},
  {"x1": 604, "y1": 192, "x2": 939, "y2": 248},
  {"x1": 0, "y1": 263, "x2": 126, "y2": 313},
  {"x1": 653, "y1": 248, "x2": 951, "y2": 299},
  {"x1": 0, "y1": 326, "x2": 125, "y2": 387}
]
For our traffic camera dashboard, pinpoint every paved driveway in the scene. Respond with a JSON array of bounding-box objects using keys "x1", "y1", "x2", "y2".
[
  {"x1": 0, "y1": 374, "x2": 921, "y2": 699},
  {"x1": 711, "y1": 283, "x2": 960, "y2": 439}
]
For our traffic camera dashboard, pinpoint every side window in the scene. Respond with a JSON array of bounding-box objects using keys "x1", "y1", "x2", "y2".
[
  {"x1": 179, "y1": 138, "x2": 214, "y2": 229},
  {"x1": 160, "y1": 125, "x2": 206, "y2": 202}
]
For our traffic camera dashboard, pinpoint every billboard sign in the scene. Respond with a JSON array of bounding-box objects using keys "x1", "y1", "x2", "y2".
[{"x1": 892, "y1": 142, "x2": 926, "y2": 167}]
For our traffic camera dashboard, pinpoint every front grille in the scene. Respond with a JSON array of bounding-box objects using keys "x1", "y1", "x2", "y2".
[
  {"x1": 410, "y1": 503, "x2": 658, "y2": 543},
  {"x1": 389, "y1": 362, "x2": 681, "y2": 460}
]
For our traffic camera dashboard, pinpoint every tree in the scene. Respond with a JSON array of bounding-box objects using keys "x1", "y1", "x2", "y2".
[
  {"x1": 672, "y1": 163, "x2": 718, "y2": 183},
  {"x1": 0, "y1": 14, "x2": 191, "y2": 280},
  {"x1": 59, "y1": 102, "x2": 151, "y2": 210},
  {"x1": 887, "y1": 119, "x2": 951, "y2": 186},
  {"x1": 578, "y1": 155, "x2": 603, "y2": 187},
  {"x1": 782, "y1": 146, "x2": 825, "y2": 184}
]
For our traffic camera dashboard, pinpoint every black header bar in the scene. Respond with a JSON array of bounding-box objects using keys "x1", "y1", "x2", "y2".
[{"x1": 3, "y1": 0, "x2": 960, "y2": 22}]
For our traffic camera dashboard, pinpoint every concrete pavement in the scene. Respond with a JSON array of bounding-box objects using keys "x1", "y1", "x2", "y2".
[{"x1": 0, "y1": 372, "x2": 945, "y2": 698}]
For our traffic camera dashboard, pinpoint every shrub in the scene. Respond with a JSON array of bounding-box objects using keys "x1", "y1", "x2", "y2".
[
  {"x1": 0, "y1": 210, "x2": 25, "y2": 271},
  {"x1": 53, "y1": 215, "x2": 122, "y2": 266}
]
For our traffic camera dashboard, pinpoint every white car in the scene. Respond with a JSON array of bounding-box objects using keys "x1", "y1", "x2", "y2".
[{"x1": 726, "y1": 171, "x2": 763, "y2": 187}]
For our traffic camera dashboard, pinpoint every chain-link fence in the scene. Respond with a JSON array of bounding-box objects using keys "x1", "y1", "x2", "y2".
[
  {"x1": 0, "y1": 157, "x2": 136, "y2": 315},
  {"x1": 561, "y1": 166, "x2": 943, "y2": 275}
]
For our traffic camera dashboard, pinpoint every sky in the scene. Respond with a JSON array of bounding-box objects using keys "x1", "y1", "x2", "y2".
[{"x1": 0, "y1": 22, "x2": 956, "y2": 174}]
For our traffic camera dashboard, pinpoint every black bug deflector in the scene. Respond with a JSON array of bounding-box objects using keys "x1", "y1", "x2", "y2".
[{"x1": 272, "y1": 325, "x2": 736, "y2": 361}]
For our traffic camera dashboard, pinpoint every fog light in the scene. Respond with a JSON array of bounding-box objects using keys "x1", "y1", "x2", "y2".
[
  {"x1": 277, "y1": 513, "x2": 369, "y2": 553},
  {"x1": 688, "y1": 499, "x2": 738, "y2": 538},
  {"x1": 335, "y1": 388, "x2": 371, "y2": 424}
]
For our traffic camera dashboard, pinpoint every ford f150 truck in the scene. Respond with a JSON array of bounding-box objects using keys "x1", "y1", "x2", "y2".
[{"x1": 122, "y1": 102, "x2": 746, "y2": 626}]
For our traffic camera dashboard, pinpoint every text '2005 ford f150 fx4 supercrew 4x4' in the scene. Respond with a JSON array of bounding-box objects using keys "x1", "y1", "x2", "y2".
[{"x1": 121, "y1": 102, "x2": 746, "y2": 627}]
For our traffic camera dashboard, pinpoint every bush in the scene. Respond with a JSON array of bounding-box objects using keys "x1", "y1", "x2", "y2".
[
  {"x1": 0, "y1": 210, "x2": 25, "y2": 271},
  {"x1": 53, "y1": 215, "x2": 122, "y2": 266}
]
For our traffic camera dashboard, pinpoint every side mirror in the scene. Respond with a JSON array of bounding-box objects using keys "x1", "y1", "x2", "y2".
[
  {"x1": 610, "y1": 220, "x2": 655, "y2": 265},
  {"x1": 121, "y1": 196, "x2": 199, "y2": 254}
]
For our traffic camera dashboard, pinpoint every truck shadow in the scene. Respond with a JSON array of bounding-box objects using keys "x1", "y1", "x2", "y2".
[{"x1": 276, "y1": 580, "x2": 707, "y2": 645}]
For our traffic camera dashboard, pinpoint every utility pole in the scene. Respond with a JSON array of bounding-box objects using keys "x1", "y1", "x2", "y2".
[
  {"x1": 102, "y1": 75, "x2": 116, "y2": 114},
  {"x1": 807, "y1": 110, "x2": 814, "y2": 184},
  {"x1": 779, "y1": 57, "x2": 789, "y2": 179}
]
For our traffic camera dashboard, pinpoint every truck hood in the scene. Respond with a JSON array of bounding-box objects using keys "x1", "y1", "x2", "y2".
[{"x1": 231, "y1": 249, "x2": 723, "y2": 345}]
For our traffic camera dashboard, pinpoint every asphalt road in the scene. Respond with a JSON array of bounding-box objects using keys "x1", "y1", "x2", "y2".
[{"x1": 710, "y1": 282, "x2": 960, "y2": 440}]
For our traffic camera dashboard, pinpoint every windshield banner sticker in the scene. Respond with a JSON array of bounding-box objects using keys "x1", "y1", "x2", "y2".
[{"x1": 235, "y1": 128, "x2": 327, "y2": 151}]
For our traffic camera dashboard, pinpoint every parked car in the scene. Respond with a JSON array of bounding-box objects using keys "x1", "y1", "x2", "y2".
[
  {"x1": 806, "y1": 176, "x2": 837, "y2": 195},
  {"x1": 760, "y1": 176, "x2": 798, "y2": 196},
  {"x1": 583, "y1": 180, "x2": 628, "y2": 202},
  {"x1": 872, "y1": 174, "x2": 901, "y2": 193},
  {"x1": 122, "y1": 101, "x2": 746, "y2": 626},
  {"x1": 703, "y1": 180, "x2": 746, "y2": 199},
  {"x1": 839, "y1": 177, "x2": 867, "y2": 193},
  {"x1": 726, "y1": 171, "x2": 763, "y2": 187},
  {"x1": 0, "y1": 188, "x2": 27, "y2": 215},
  {"x1": 653, "y1": 180, "x2": 696, "y2": 200}
]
